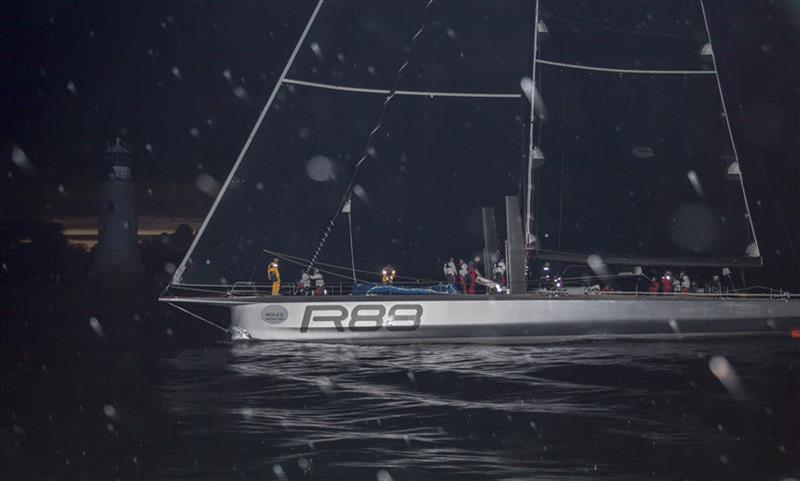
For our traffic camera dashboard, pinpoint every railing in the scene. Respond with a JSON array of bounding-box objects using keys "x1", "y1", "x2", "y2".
[{"x1": 163, "y1": 280, "x2": 797, "y2": 300}]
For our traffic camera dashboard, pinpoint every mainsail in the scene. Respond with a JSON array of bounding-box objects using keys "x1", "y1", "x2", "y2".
[
  {"x1": 171, "y1": 0, "x2": 761, "y2": 289},
  {"x1": 526, "y1": 0, "x2": 761, "y2": 267}
]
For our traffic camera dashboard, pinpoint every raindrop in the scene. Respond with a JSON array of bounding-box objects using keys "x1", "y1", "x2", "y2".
[
  {"x1": 315, "y1": 377, "x2": 334, "y2": 395},
  {"x1": 586, "y1": 254, "x2": 608, "y2": 276},
  {"x1": 189, "y1": 127, "x2": 200, "y2": 138},
  {"x1": 171, "y1": 66, "x2": 182, "y2": 80},
  {"x1": 305, "y1": 155, "x2": 336, "y2": 182},
  {"x1": 66, "y1": 81, "x2": 77, "y2": 94},
  {"x1": 376, "y1": 470, "x2": 393, "y2": 481},
  {"x1": 310, "y1": 42, "x2": 323, "y2": 60},
  {"x1": 669, "y1": 202, "x2": 717, "y2": 253},
  {"x1": 632, "y1": 146, "x2": 654, "y2": 159},
  {"x1": 519, "y1": 77, "x2": 548, "y2": 120},
  {"x1": 163, "y1": 262, "x2": 176, "y2": 274},
  {"x1": 687, "y1": 170, "x2": 704, "y2": 198},
  {"x1": 232, "y1": 85, "x2": 249, "y2": 100},
  {"x1": 11, "y1": 145, "x2": 35, "y2": 177},
  {"x1": 103, "y1": 404, "x2": 118, "y2": 419},
  {"x1": 273, "y1": 464, "x2": 288, "y2": 480},
  {"x1": 709, "y1": 355, "x2": 748, "y2": 400},
  {"x1": 144, "y1": 143, "x2": 154, "y2": 155},
  {"x1": 195, "y1": 173, "x2": 221, "y2": 197},
  {"x1": 446, "y1": 27, "x2": 457, "y2": 39},
  {"x1": 353, "y1": 184, "x2": 372, "y2": 206},
  {"x1": 89, "y1": 317, "x2": 105, "y2": 338}
]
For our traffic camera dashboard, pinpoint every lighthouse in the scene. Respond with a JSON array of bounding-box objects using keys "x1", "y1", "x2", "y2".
[{"x1": 89, "y1": 139, "x2": 145, "y2": 278}]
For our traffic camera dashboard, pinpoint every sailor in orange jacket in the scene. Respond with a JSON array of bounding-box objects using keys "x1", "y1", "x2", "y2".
[{"x1": 268, "y1": 258, "x2": 281, "y2": 296}]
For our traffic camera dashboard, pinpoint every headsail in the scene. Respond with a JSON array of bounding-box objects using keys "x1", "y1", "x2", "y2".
[{"x1": 171, "y1": 0, "x2": 531, "y2": 287}]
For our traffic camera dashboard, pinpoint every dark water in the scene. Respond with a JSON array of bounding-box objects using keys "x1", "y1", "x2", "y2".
[{"x1": 3, "y1": 336, "x2": 799, "y2": 480}]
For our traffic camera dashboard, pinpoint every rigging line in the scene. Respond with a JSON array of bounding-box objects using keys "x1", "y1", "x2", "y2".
[
  {"x1": 699, "y1": 0, "x2": 761, "y2": 258},
  {"x1": 169, "y1": 0, "x2": 325, "y2": 286},
  {"x1": 525, "y1": 0, "x2": 541, "y2": 248},
  {"x1": 263, "y1": 248, "x2": 438, "y2": 283},
  {"x1": 347, "y1": 207, "x2": 357, "y2": 283},
  {"x1": 247, "y1": 250, "x2": 266, "y2": 283},
  {"x1": 535, "y1": 58, "x2": 716, "y2": 75},
  {"x1": 268, "y1": 252, "x2": 365, "y2": 283},
  {"x1": 305, "y1": 0, "x2": 436, "y2": 273},
  {"x1": 167, "y1": 302, "x2": 229, "y2": 334},
  {"x1": 282, "y1": 78, "x2": 521, "y2": 98}
]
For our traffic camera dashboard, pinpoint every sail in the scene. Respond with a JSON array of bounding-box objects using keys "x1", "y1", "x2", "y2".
[
  {"x1": 172, "y1": 0, "x2": 531, "y2": 286},
  {"x1": 527, "y1": 0, "x2": 761, "y2": 267}
]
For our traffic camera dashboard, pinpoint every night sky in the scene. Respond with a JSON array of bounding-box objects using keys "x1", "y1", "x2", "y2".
[{"x1": 1, "y1": 0, "x2": 798, "y2": 286}]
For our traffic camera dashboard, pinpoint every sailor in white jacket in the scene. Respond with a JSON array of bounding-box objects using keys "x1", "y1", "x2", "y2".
[{"x1": 443, "y1": 257, "x2": 457, "y2": 284}]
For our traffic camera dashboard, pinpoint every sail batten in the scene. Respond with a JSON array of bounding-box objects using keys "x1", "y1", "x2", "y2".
[
  {"x1": 535, "y1": 59, "x2": 716, "y2": 75},
  {"x1": 283, "y1": 78, "x2": 521, "y2": 98},
  {"x1": 535, "y1": 249, "x2": 763, "y2": 268}
]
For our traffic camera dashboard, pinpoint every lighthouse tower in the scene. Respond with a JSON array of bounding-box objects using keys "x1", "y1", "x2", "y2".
[{"x1": 90, "y1": 139, "x2": 145, "y2": 278}]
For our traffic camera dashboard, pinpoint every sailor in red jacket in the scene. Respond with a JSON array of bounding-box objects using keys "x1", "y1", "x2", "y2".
[
  {"x1": 660, "y1": 270, "x2": 673, "y2": 294},
  {"x1": 467, "y1": 260, "x2": 479, "y2": 295}
]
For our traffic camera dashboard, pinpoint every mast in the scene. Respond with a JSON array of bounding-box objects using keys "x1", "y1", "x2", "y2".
[
  {"x1": 170, "y1": 0, "x2": 325, "y2": 285},
  {"x1": 524, "y1": 0, "x2": 541, "y2": 249}
]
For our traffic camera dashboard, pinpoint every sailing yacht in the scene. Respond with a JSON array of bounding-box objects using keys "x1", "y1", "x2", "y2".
[{"x1": 160, "y1": 0, "x2": 800, "y2": 342}]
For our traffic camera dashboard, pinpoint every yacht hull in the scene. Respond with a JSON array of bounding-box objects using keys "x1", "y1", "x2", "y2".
[{"x1": 171, "y1": 295, "x2": 800, "y2": 343}]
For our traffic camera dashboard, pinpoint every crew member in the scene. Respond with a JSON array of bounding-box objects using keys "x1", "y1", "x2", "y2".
[
  {"x1": 660, "y1": 270, "x2": 673, "y2": 294},
  {"x1": 310, "y1": 268, "x2": 325, "y2": 295},
  {"x1": 648, "y1": 276, "x2": 659, "y2": 293},
  {"x1": 267, "y1": 258, "x2": 281, "y2": 296},
  {"x1": 443, "y1": 257, "x2": 457, "y2": 285},
  {"x1": 708, "y1": 275, "x2": 722, "y2": 294},
  {"x1": 381, "y1": 265, "x2": 396, "y2": 285},
  {"x1": 457, "y1": 259, "x2": 468, "y2": 293},
  {"x1": 493, "y1": 258, "x2": 506, "y2": 287},
  {"x1": 721, "y1": 267, "x2": 735, "y2": 292},
  {"x1": 467, "y1": 260, "x2": 478, "y2": 295},
  {"x1": 299, "y1": 271, "x2": 312, "y2": 295},
  {"x1": 680, "y1": 271, "x2": 691, "y2": 294}
]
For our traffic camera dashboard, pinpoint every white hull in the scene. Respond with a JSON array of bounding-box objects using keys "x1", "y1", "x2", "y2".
[{"x1": 167, "y1": 294, "x2": 800, "y2": 343}]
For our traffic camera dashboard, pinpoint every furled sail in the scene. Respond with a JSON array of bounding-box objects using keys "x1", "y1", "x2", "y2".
[{"x1": 527, "y1": 0, "x2": 761, "y2": 267}]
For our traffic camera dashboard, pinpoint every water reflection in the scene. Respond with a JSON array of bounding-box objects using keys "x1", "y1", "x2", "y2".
[{"x1": 159, "y1": 338, "x2": 799, "y2": 480}]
